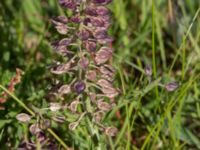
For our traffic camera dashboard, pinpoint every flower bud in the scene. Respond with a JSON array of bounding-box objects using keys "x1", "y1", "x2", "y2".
[
  {"x1": 68, "y1": 121, "x2": 79, "y2": 130},
  {"x1": 55, "y1": 24, "x2": 68, "y2": 35},
  {"x1": 78, "y1": 29, "x2": 90, "y2": 41},
  {"x1": 29, "y1": 123, "x2": 41, "y2": 135},
  {"x1": 73, "y1": 81, "x2": 86, "y2": 94},
  {"x1": 69, "y1": 100, "x2": 80, "y2": 113},
  {"x1": 58, "y1": 84, "x2": 71, "y2": 95},
  {"x1": 144, "y1": 65, "x2": 152, "y2": 76},
  {"x1": 95, "y1": 47, "x2": 113, "y2": 65},
  {"x1": 105, "y1": 127, "x2": 118, "y2": 136},
  {"x1": 89, "y1": 92, "x2": 96, "y2": 103},
  {"x1": 59, "y1": 0, "x2": 77, "y2": 10},
  {"x1": 16, "y1": 113, "x2": 31, "y2": 123},
  {"x1": 40, "y1": 119, "x2": 51, "y2": 130},
  {"x1": 165, "y1": 82, "x2": 179, "y2": 92},
  {"x1": 97, "y1": 79, "x2": 112, "y2": 88},
  {"x1": 97, "y1": 101, "x2": 112, "y2": 111},
  {"x1": 96, "y1": 6, "x2": 110, "y2": 16},
  {"x1": 93, "y1": 111, "x2": 104, "y2": 122},
  {"x1": 49, "y1": 103, "x2": 62, "y2": 112},
  {"x1": 70, "y1": 15, "x2": 82, "y2": 23},
  {"x1": 86, "y1": 70, "x2": 97, "y2": 81},
  {"x1": 59, "y1": 38, "x2": 72, "y2": 46},
  {"x1": 78, "y1": 57, "x2": 89, "y2": 69},
  {"x1": 85, "y1": 41, "x2": 97, "y2": 53},
  {"x1": 94, "y1": 28, "x2": 108, "y2": 39},
  {"x1": 85, "y1": 7, "x2": 97, "y2": 16},
  {"x1": 50, "y1": 62, "x2": 71, "y2": 74},
  {"x1": 52, "y1": 115, "x2": 66, "y2": 123}
]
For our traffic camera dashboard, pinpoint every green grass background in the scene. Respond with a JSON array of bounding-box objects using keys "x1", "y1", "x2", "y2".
[{"x1": 0, "y1": 0, "x2": 200, "y2": 149}]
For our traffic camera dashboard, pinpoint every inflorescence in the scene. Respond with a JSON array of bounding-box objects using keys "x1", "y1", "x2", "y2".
[{"x1": 50, "y1": 0, "x2": 119, "y2": 135}]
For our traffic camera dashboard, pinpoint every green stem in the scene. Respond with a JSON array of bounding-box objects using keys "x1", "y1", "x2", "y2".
[
  {"x1": 152, "y1": 0, "x2": 159, "y2": 99},
  {"x1": 0, "y1": 84, "x2": 35, "y2": 116},
  {"x1": 0, "y1": 84, "x2": 70, "y2": 150}
]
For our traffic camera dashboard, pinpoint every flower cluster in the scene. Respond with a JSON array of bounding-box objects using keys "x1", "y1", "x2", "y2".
[{"x1": 49, "y1": 0, "x2": 118, "y2": 136}]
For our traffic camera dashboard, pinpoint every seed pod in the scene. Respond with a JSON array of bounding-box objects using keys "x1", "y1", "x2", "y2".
[
  {"x1": 93, "y1": 111, "x2": 104, "y2": 122},
  {"x1": 29, "y1": 123, "x2": 41, "y2": 135},
  {"x1": 73, "y1": 81, "x2": 86, "y2": 94},
  {"x1": 165, "y1": 82, "x2": 179, "y2": 92},
  {"x1": 68, "y1": 121, "x2": 79, "y2": 130},
  {"x1": 58, "y1": 84, "x2": 71, "y2": 95},
  {"x1": 49, "y1": 103, "x2": 62, "y2": 112},
  {"x1": 105, "y1": 127, "x2": 118, "y2": 136},
  {"x1": 86, "y1": 70, "x2": 97, "y2": 81},
  {"x1": 95, "y1": 47, "x2": 113, "y2": 65},
  {"x1": 16, "y1": 113, "x2": 31, "y2": 123},
  {"x1": 97, "y1": 101, "x2": 112, "y2": 111}
]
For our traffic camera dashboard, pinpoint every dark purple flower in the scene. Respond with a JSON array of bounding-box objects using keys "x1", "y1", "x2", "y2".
[{"x1": 73, "y1": 81, "x2": 86, "y2": 94}]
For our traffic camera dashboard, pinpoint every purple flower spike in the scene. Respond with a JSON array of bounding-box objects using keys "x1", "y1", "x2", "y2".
[{"x1": 49, "y1": 0, "x2": 118, "y2": 136}]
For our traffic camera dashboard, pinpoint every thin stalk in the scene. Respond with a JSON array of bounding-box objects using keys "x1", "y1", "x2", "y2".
[
  {"x1": 152, "y1": 0, "x2": 159, "y2": 98},
  {"x1": 0, "y1": 84, "x2": 70, "y2": 150}
]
